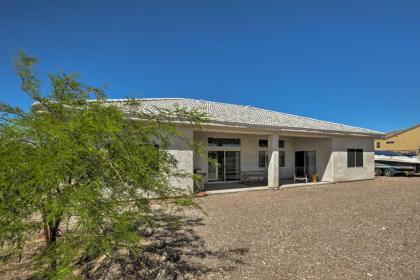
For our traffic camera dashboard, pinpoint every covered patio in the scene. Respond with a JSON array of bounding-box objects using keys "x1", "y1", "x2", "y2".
[{"x1": 193, "y1": 128, "x2": 334, "y2": 193}]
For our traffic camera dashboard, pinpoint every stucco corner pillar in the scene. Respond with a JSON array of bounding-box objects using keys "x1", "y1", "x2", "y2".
[
  {"x1": 268, "y1": 134, "x2": 280, "y2": 190},
  {"x1": 168, "y1": 128, "x2": 194, "y2": 193}
]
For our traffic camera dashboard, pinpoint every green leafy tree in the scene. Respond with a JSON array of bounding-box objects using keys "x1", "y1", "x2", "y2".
[{"x1": 0, "y1": 51, "x2": 205, "y2": 279}]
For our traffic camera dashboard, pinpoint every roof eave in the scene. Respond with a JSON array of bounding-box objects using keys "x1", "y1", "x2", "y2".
[{"x1": 202, "y1": 121, "x2": 385, "y2": 138}]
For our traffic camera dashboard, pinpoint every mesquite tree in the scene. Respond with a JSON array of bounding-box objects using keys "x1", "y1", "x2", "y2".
[{"x1": 0, "y1": 51, "x2": 205, "y2": 279}]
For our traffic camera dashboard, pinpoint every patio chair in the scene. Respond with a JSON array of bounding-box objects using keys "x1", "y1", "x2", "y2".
[{"x1": 294, "y1": 166, "x2": 308, "y2": 183}]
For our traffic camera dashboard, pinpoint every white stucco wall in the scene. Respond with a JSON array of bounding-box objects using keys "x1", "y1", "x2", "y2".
[
  {"x1": 292, "y1": 137, "x2": 333, "y2": 181},
  {"x1": 330, "y1": 136, "x2": 375, "y2": 182},
  {"x1": 291, "y1": 136, "x2": 374, "y2": 182},
  {"x1": 168, "y1": 127, "x2": 194, "y2": 192},
  {"x1": 277, "y1": 136, "x2": 295, "y2": 179}
]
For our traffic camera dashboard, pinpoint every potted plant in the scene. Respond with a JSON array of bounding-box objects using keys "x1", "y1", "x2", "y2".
[{"x1": 312, "y1": 173, "x2": 319, "y2": 183}]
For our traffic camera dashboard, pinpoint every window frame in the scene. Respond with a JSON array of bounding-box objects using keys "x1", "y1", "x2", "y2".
[
  {"x1": 279, "y1": 151, "x2": 285, "y2": 167},
  {"x1": 259, "y1": 139, "x2": 268, "y2": 148},
  {"x1": 278, "y1": 140, "x2": 285, "y2": 148},
  {"x1": 347, "y1": 148, "x2": 364, "y2": 168},
  {"x1": 208, "y1": 137, "x2": 241, "y2": 147},
  {"x1": 258, "y1": 150, "x2": 268, "y2": 168}
]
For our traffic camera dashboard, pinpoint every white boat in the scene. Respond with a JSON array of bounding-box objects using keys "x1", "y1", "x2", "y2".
[{"x1": 374, "y1": 154, "x2": 420, "y2": 176}]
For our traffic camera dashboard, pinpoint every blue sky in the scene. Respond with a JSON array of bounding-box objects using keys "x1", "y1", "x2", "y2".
[{"x1": 1, "y1": 0, "x2": 419, "y2": 132}]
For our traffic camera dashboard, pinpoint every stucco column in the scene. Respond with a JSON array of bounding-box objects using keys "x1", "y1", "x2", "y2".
[
  {"x1": 168, "y1": 128, "x2": 194, "y2": 193},
  {"x1": 268, "y1": 134, "x2": 280, "y2": 189}
]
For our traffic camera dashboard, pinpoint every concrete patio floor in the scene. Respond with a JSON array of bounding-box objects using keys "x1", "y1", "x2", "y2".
[{"x1": 204, "y1": 178, "x2": 329, "y2": 194}]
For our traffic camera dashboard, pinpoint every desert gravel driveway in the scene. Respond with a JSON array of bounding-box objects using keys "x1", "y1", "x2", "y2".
[{"x1": 181, "y1": 177, "x2": 420, "y2": 280}]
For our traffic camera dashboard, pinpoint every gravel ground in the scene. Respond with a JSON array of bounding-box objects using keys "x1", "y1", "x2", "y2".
[
  {"x1": 180, "y1": 176, "x2": 420, "y2": 280},
  {"x1": 1, "y1": 177, "x2": 419, "y2": 279}
]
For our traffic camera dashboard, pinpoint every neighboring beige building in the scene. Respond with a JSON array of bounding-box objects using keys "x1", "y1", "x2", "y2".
[
  {"x1": 108, "y1": 98, "x2": 384, "y2": 192},
  {"x1": 375, "y1": 124, "x2": 420, "y2": 155}
]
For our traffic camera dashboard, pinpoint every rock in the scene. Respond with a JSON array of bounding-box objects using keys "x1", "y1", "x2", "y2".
[
  {"x1": 161, "y1": 250, "x2": 180, "y2": 262},
  {"x1": 156, "y1": 267, "x2": 177, "y2": 280},
  {"x1": 156, "y1": 239, "x2": 166, "y2": 249},
  {"x1": 161, "y1": 251, "x2": 170, "y2": 262},
  {"x1": 116, "y1": 248, "x2": 130, "y2": 256},
  {"x1": 171, "y1": 251, "x2": 180, "y2": 262},
  {"x1": 143, "y1": 227, "x2": 154, "y2": 237}
]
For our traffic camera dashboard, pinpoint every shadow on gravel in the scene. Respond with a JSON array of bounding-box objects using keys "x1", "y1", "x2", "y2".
[{"x1": 81, "y1": 211, "x2": 249, "y2": 280}]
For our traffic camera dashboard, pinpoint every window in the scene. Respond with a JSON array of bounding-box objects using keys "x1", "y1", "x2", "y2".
[
  {"x1": 347, "y1": 149, "x2": 363, "y2": 167},
  {"x1": 259, "y1": 139, "x2": 268, "y2": 168},
  {"x1": 259, "y1": 151, "x2": 285, "y2": 168},
  {"x1": 355, "y1": 149, "x2": 363, "y2": 167},
  {"x1": 279, "y1": 151, "x2": 285, "y2": 167},
  {"x1": 386, "y1": 141, "x2": 394, "y2": 144},
  {"x1": 259, "y1": 151, "x2": 268, "y2": 168},
  {"x1": 208, "y1": 138, "x2": 240, "y2": 147},
  {"x1": 278, "y1": 140, "x2": 285, "y2": 148},
  {"x1": 259, "y1": 139, "x2": 268, "y2": 148},
  {"x1": 259, "y1": 139, "x2": 284, "y2": 148},
  {"x1": 376, "y1": 142, "x2": 380, "y2": 148}
]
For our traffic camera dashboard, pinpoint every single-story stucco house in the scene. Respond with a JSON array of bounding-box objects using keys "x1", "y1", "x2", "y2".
[{"x1": 110, "y1": 98, "x2": 385, "y2": 192}]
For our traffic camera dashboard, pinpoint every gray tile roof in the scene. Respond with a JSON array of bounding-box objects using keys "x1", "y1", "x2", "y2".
[{"x1": 107, "y1": 98, "x2": 384, "y2": 136}]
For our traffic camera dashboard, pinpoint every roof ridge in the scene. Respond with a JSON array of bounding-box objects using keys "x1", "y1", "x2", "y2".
[
  {"x1": 106, "y1": 97, "x2": 271, "y2": 110},
  {"x1": 105, "y1": 98, "x2": 188, "y2": 102}
]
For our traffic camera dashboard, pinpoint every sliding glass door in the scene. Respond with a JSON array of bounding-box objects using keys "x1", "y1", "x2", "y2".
[
  {"x1": 295, "y1": 151, "x2": 316, "y2": 177},
  {"x1": 225, "y1": 151, "x2": 241, "y2": 181},
  {"x1": 208, "y1": 151, "x2": 240, "y2": 182},
  {"x1": 208, "y1": 151, "x2": 224, "y2": 181}
]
